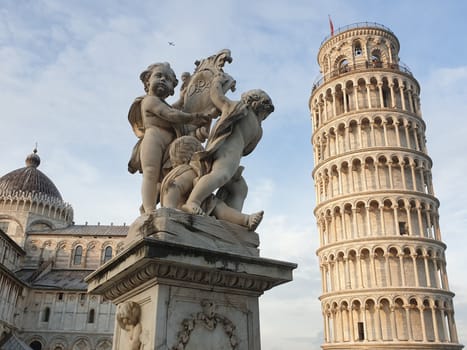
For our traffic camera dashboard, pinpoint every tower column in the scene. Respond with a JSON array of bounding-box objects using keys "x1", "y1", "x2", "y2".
[
  {"x1": 424, "y1": 254, "x2": 431, "y2": 287},
  {"x1": 412, "y1": 254, "x2": 420, "y2": 287},
  {"x1": 420, "y1": 305, "x2": 428, "y2": 341},
  {"x1": 416, "y1": 205, "x2": 424, "y2": 237},
  {"x1": 395, "y1": 120, "x2": 401, "y2": 146},
  {"x1": 431, "y1": 304, "x2": 440, "y2": 342},
  {"x1": 400, "y1": 161, "x2": 407, "y2": 190},
  {"x1": 398, "y1": 85, "x2": 406, "y2": 110},
  {"x1": 366, "y1": 84, "x2": 372, "y2": 108},
  {"x1": 389, "y1": 83, "x2": 396, "y2": 108},
  {"x1": 332, "y1": 91, "x2": 337, "y2": 117}
]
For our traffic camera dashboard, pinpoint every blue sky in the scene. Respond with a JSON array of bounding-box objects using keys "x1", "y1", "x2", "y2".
[{"x1": 1, "y1": 1, "x2": 467, "y2": 348}]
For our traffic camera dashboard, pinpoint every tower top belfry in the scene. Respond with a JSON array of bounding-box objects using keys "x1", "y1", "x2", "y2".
[
  {"x1": 318, "y1": 22, "x2": 400, "y2": 71},
  {"x1": 309, "y1": 22, "x2": 463, "y2": 349}
]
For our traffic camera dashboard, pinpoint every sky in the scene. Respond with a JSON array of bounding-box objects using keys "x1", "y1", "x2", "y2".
[{"x1": 1, "y1": 0, "x2": 467, "y2": 348}]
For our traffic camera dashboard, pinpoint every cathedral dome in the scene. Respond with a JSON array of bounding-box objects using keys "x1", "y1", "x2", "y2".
[{"x1": 0, "y1": 149, "x2": 63, "y2": 201}]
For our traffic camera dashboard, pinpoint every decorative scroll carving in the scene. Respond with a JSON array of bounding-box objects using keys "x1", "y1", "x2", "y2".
[
  {"x1": 171, "y1": 300, "x2": 238, "y2": 350},
  {"x1": 102, "y1": 259, "x2": 274, "y2": 300}
]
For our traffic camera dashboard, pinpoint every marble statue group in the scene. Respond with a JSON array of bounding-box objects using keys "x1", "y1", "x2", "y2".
[{"x1": 128, "y1": 50, "x2": 274, "y2": 231}]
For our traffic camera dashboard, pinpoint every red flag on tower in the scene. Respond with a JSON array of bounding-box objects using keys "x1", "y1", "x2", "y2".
[{"x1": 328, "y1": 15, "x2": 334, "y2": 36}]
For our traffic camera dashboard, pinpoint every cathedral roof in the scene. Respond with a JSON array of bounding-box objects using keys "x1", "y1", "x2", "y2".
[
  {"x1": 16, "y1": 269, "x2": 90, "y2": 290},
  {"x1": 27, "y1": 224, "x2": 129, "y2": 236},
  {"x1": 0, "y1": 149, "x2": 63, "y2": 201}
]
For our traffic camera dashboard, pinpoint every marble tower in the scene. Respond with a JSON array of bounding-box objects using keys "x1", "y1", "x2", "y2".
[{"x1": 309, "y1": 22, "x2": 463, "y2": 349}]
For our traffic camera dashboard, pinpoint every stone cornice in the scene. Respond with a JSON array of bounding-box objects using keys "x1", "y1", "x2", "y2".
[{"x1": 86, "y1": 237, "x2": 297, "y2": 300}]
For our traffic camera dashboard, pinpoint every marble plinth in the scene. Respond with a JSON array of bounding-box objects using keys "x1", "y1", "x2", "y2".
[{"x1": 85, "y1": 209, "x2": 296, "y2": 350}]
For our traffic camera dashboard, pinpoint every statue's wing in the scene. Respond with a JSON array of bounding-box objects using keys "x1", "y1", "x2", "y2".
[{"x1": 128, "y1": 96, "x2": 145, "y2": 138}]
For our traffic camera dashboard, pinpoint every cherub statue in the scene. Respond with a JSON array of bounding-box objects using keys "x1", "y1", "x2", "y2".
[
  {"x1": 181, "y1": 75, "x2": 274, "y2": 217},
  {"x1": 160, "y1": 136, "x2": 263, "y2": 230},
  {"x1": 116, "y1": 301, "x2": 142, "y2": 350},
  {"x1": 127, "y1": 62, "x2": 212, "y2": 214}
]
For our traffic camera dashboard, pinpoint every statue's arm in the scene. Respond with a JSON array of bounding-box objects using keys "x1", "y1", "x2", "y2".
[
  {"x1": 143, "y1": 97, "x2": 196, "y2": 124},
  {"x1": 210, "y1": 74, "x2": 235, "y2": 111}
]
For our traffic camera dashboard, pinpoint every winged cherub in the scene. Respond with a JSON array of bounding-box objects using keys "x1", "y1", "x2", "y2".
[{"x1": 128, "y1": 62, "x2": 211, "y2": 214}]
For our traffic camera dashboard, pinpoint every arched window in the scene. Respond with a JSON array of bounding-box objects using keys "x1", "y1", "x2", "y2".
[
  {"x1": 0, "y1": 221, "x2": 9, "y2": 233},
  {"x1": 73, "y1": 245, "x2": 83, "y2": 265},
  {"x1": 88, "y1": 309, "x2": 95, "y2": 323},
  {"x1": 30, "y1": 341, "x2": 43, "y2": 350},
  {"x1": 42, "y1": 307, "x2": 50, "y2": 322},
  {"x1": 103, "y1": 246, "x2": 113, "y2": 263},
  {"x1": 371, "y1": 51, "x2": 382, "y2": 67},
  {"x1": 354, "y1": 41, "x2": 362, "y2": 56},
  {"x1": 339, "y1": 59, "x2": 349, "y2": 73}
]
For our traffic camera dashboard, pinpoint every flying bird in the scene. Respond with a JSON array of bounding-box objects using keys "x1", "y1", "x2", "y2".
[{"x1": 168, "y1": 42, "x2": 175, "y2": 46}]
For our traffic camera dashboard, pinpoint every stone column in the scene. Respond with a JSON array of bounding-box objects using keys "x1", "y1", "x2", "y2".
[
  {"x1": 344, "y1": 125, "x2": 350, "y2": 151},
  {"x1": 410, "y1": 163, "x2": 417, "y2": 191},
  {"x1": 407, "y1": 89, "x2": 415, "y2": 113},
  {"x1": 399, "y1": 86, "x2": 406, "y2": 110},
  {"x1": 400, "y1": 161, "x2": 407, "y2": 190},
  {"x1": 405, "y1": 124, "x2": 412, "y2": 149},
  {"x1": 343, "y1": 90, "x2": 348, "y2": 113},
  {"x1": 370, "y1": 121, "x2": 376, "y2": 146},
  {"x1": 416, "y1": 206, "x2": 424, "y2": 237},
  {"x1": 382, "y1": 121, "x2": 389, "y2": 146},
  {"x1": 404, "y1": 305, "x2": 414, "y2": 341},
  {"x1": 332, "y1": 91, "x2": 337, "y2": 117},
  {"x1": 377, "y1": 83, "x2": 384, "y2": 108},
  {"x1": 354, "y1": 86, "x2": 359, "y2": 111},
  {"x1": 448, "y1": 310, "x2": 459, "y2": 343},
  {"x1": 387, "y1": 161, "x2": 394, "y2": 189},
  {"x1": 399, "y1": 254, "x2": 406, "y2": 287},
  {"x1": 432, "y1": 305, "x2": 440, "y2": 342},
  {"x1": 366, "y1": 85, "x2": 372, "y2": 109},
  {"x1": 412, "y1": 254, "x2": 420, "y2": 287},
  {"x1": 424, "y1": 254, "x2": 431, "y2": 287},
  {"x1": 389, "y1": 84, "x2": 396, "y2": 108},
  {"x1": 420, "y1": 305, "x2": 427, "y2": 342},
  {"x1": 379, "y1": 207, "x2": 386, "y2": 234}
]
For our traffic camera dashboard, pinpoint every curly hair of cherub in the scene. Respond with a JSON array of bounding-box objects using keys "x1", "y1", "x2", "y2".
[
  {"x1": 116, "y1": 301, "x2": 141, "y2": 328},
  {"x1": 139, "y1": 62, "x2": 178, "y2": 94},
  {"x1": 169, "y1": 136, "x2": 203, "y2": 166},
  {"x1": 241, "y1": 89, "x2": 274, "y2": 113}
]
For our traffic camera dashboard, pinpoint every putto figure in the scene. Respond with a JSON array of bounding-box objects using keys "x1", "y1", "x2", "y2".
[
  {"x1": 160, "y1": 136, "x2": 263, "y2": 230},
  {"x1": 182, "y1": 75, "x2": 274, "y2": 216},
  {"x1": 116, "y1": 301, "x2": 143, "y2": 350},
  {"x1": 128, "y1": 62, "x2": 211, "y2": 214}
]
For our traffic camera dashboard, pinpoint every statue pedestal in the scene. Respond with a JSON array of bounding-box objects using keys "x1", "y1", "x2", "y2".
[{"x1": 85, "y1": 209, "x2": 296, "y2": 350}]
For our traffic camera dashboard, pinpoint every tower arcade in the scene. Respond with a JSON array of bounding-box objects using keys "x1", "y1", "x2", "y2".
[{"x1": 309, "y1": 22, "x2": 463, "y2": 349}]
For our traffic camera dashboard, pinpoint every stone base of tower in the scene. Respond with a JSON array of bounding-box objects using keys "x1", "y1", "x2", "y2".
[
  {"x1": 322, "y1": 342, "x2": 464, "y2": 349},
  {"x1": 85, "y1": 208, "x2": 296, "y2": 350}
]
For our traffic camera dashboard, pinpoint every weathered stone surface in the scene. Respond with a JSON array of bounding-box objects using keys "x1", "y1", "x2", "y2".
[{"x1": 125, "y1": 208, "x2": 259, "y2": 257}]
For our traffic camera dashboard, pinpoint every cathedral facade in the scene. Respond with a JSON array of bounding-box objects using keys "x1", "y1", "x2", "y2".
[
  {"x1": 0, "y1": 149, "x2": 127, "y2": 350},
  {"x1": 309, "y1": 22, "x2": 463, "y2": 349}
]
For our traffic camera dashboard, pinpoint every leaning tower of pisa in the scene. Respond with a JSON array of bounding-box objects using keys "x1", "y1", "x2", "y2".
[{"x1": 309, "y1": 23, "x2": 463, "y2": 349}]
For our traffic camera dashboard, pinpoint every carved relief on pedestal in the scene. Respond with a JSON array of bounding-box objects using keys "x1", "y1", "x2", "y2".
[
  {"x1": 116, "y1": 301, "x2": 143, "y2": 350},
  {"x1": 172, "y1": 300, "x2": 238, "y2": 350}
]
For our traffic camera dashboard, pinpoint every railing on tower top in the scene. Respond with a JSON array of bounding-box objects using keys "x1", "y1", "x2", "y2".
[
  {"x1": 320, "y1": 22, "x2": 395, "y2": 45},
  {"x1": 311, "y1": 61, "x2": 413, "y2": 92}
]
